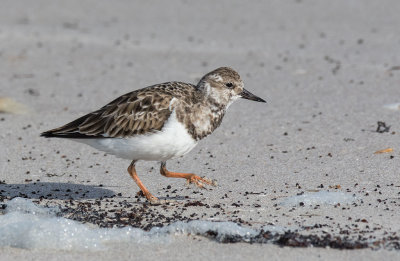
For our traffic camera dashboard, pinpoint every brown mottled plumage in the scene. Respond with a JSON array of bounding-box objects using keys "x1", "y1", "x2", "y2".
[
  {"x1": 41, "y1": 67, "x2": 266, "y2": 203},
  {"x1": 42, "y1": 82, "x2": 196, "y2": 138}
]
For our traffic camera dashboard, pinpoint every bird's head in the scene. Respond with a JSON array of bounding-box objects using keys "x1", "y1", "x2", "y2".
[{"x1": 197, "y1": 67, "x2": 266, "y2": 108}]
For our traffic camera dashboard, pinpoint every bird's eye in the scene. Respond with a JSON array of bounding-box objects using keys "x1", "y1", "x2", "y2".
[{"x1": 225, "y1": 82, "x2": 234, "y2": 88}]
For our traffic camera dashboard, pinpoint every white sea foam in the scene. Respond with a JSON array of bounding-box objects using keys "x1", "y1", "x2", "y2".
[
  {"x1": 0, "y1": 198, "x2": 258, "y2": 250},
  {"x1": 261, "y1": 225, "x2": 288, "y2": 235},
  {"x1": 280, "y1": 191, "x2": 356, "y2": 207}
]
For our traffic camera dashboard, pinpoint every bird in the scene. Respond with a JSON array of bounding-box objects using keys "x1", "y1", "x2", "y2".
[{"x1": 41, "y1": 67, "x2": 266, "y2": 203}]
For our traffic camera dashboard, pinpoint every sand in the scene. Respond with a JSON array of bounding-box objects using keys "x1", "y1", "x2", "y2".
[{"x1": 1, "y1": 0, "x2": 400, "y2": 260}]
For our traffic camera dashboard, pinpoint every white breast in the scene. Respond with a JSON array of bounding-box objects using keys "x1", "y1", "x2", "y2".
[{"x1": 72, "y1": 111, "x2": 197, "y2": 161}]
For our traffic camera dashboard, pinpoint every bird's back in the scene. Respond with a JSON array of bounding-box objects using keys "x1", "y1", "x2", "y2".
[{"x1": 41, "y1": 82, "x2": 199, "y2": 139}]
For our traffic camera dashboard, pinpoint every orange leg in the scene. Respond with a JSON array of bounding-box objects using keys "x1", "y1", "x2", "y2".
[
  {"x1": 127, "y1": 161, "x2": 158, "y2": 203},
  {"x1": 160, "y1": 162, "x2": 216, "y2": 188}
]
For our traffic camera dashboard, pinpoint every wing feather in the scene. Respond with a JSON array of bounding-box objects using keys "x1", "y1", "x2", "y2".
[{"x1": 41, "y1": 87, "x2": 175, "y2": 138}]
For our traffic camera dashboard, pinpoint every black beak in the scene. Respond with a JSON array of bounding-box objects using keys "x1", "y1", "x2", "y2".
[{"x1": 240, "y1": 89, "x2": 266, "y2": 103}]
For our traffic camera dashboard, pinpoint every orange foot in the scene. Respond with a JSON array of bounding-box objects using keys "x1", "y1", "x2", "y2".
[
  {"x1": 160, "y1": 162, "x2": 217, "y2": 189},
  {"x1": 128, "y1": 161, "x2": 162, "y2": 203},
  {"x1": 137, "y1": 190, "x2": 159, "y2": 203},
  {"x1": 186, "y1": 175, "x2": 217, "y2": 188}
]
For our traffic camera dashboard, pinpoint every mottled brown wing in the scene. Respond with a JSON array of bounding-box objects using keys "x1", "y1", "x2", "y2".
[{"x1": 41, "y1": 89, "x2": 174, "y2": 139}]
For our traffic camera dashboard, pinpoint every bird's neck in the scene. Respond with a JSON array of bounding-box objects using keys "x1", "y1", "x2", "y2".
[{"x1": 175, "y1": 95, "x2": 227, "y2": 141}]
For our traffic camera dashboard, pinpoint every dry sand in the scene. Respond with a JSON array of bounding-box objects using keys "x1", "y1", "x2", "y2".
[{"x1": 1, "y1": 0, "x2": 400, "y2": 260}]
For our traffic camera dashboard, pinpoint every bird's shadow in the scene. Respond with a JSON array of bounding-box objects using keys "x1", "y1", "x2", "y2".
[{"x1": 0, "y1": 182, "x2": 115, "y2": 200}]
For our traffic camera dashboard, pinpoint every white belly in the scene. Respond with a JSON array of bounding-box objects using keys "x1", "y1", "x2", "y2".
[{"x1": 72, "y1": 112, "x2": 197, "y2": 161}]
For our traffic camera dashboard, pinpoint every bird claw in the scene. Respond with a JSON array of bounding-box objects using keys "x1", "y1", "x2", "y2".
[
  {"x1": 137, "y1": 191, "x2": 161, "y2": 204},
  {"x1": 187, "y1": 175, "x2": 217, "y2": 188}
]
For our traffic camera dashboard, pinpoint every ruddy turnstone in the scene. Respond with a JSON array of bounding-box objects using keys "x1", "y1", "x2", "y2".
[{"x1": 41, "y1": 67, "x2": 265, "y2": 203}]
